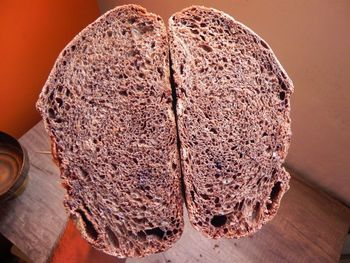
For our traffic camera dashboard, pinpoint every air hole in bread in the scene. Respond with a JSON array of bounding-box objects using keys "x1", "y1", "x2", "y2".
[
  {"x1": 106, "y1": 226, "x2": 119, "y2": 248},
  {"x1": 270, "y1": 182, "x2": 282, "y2": 202},
  {"x1": 48, "y1": 91, "x2": 55, "y2": 101},
  {"x1": 136, "y1": 230, "x2": 146, "y2": 241},
  {"x1": 128, "y1": 17, "x2": 137, "y2": 24},
  {"x1": 76, "y1": 209, "x2": 98, "y2": 240},
  {"x1": 145, "y1": 227, "x2": 165, "y2": 240},
  {"x1": 119, "y1": 90, "x2": 128, "y2": 96},
  {"x1": 214, "y1": 160, "x2": 222, "y2": 170},
  {"x1": 190, "y1": 190, "x2": 196, "y2": 201},
  {"x1": 210, "y1": 128, "x2": 218, "y2": 134},
  {"x1": 256, "y1": 177, "x2": 263, "y2": 185},
  {"x1": 266, "y1": 146, "x2": 272, "y2": 153},
  {"x1": 199, "y1": 44, "x2": 213, "y2": 52},
  {"x1": 79, "y1": 167, "x2": 87, "y2": 177},
  {"x1": 65, "y1": 89, "x2": 71, "y2": 97},
  {"x1": 279, "y1": 91, "x2": 286, "y2": 100},
  {"x1": 252, "y1": 202, "x2": 261, "y2": 222},
  {"x1": 157, "y1": 67, "x2": 164, "y2": 77},
  {"x1": 48, "y1": 108, "x2": 56, "y2": 119},
  {"x1": 239, "y1": 199, "x2": 245, "y2": 210},
  {"x1": 137, "y1": 23, "x2": 154, "y2": 34},
  {"x1": 133, "y1": 217, "x2": 146, "y2": 224},
  {"x1": 134, "y1": 248, "x2": 141, "y2": 256},
  {"x1": 172, "y1": 162, "x2": 177, "y2": 170},
  {"x1": 278, "y1": 77, "x2": 287, "y2": 90},
  {"x1": 260, "y1": 40, "x2": 268, "y2": 49},
  {"x1": 214, "y1": 173, "x2": 221, "y2": 179},
  {"x1": 180, "y1": 64, "x2": 184, "y2": 75},
  {"x1": 214, "y1": 197, "x2": 220, "y2": 204},
  {"x1": 146, "y1": 194, "x2": 153, "y2": 200},
  {"x1": 193, "y1": 15, "x2": 201, "y2": 22},
  {"x1": 211, "y1": 215, "x2": 227, "y2": 227},
  {"x1": 107, "y1": 30, "x2": 113, "y2": 37},
  {"x1": 71, "y1": 45, "x2": 76, "y2": 51},
  {"x1": 284, "y1": 99, "x2": 289, "y2": 107},
  {"x1": 246, "y1": 199, "x2": 252, "y2": 206},
  {"x1": 200, "y1": 193, "x2": 209, "y2": 200},
  {"x1": 44, "y1": 86, "x2": 50, "y2": 95}
]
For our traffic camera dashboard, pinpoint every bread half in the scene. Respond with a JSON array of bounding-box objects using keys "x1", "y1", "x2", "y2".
[
  {"x1": 37, "y1": 5, "x2": 183, "y2": 257},
  {"x1": 169, "y1": 6, "x2": 294, "y2": 238}
]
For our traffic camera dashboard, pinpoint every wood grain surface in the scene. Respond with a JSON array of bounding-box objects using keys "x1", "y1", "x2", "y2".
[
  {"x1": 0, "y1": 121, "x2": 349, "y2": 263},
  {"x1": 0, "y1": 122, "x2": 67, "y2": 263},
  {"x1": 128, "y1": 179, "x2": 350, "y2": 263}
]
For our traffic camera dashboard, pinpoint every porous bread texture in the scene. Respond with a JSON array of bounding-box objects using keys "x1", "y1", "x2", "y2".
[
  {"x1": 36, "y1": 5, "x2": 183, "y2": 257},
  {"x1": 169, "y1": 6, "x2": 294, "y2": 239}
]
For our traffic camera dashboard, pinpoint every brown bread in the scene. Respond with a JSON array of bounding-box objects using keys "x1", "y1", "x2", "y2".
[
  {"x1": 169, "y1": 6, "x2": 294, "y2": 239},
  {"x1": 36, "y1": 5, "x2": 183, "y2": 257}
]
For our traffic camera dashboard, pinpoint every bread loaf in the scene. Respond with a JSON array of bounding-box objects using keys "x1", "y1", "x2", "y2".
[
  {"x1": 169, "y1": 6, "x2": 294, "y2": 239},
  {"x1": 37, "y1": 3, "x2": 294, "y2": 252},
  {"x1": 36, "y1": 5, "x2": 183, "y2": 257}
]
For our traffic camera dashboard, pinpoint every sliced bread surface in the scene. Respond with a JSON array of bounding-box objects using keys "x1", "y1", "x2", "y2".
[
  {"x1": 37, "y1": 5, "x2": 183, "y2": 257},
  {"x1": 169, "y1": 6, "x2": 294, "y2": 239}
]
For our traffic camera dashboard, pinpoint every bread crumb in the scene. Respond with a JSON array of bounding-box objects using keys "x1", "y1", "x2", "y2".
[{"x1": 213, "y1": 243, "x2": 220, "y2": 254}]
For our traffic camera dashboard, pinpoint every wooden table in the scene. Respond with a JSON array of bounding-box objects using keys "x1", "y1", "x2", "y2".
[
  {"x1": 0, "y1": 122, "x2": 67, "y2": 263},
  {"x1": 0, "y1": 121, "x2": 349, "y2": 263}
]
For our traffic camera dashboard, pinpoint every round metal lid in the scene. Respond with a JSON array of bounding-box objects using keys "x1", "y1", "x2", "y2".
[{"x1": 0, "y1": 131, "x2": 29, "y2": 200}]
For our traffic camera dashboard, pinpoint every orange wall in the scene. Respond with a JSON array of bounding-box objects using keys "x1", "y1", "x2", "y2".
[{"x1": 0, "y1": 0, "x2": 99, "y2": 138}]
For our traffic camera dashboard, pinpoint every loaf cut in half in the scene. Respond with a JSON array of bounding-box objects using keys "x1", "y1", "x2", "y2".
[
  {"x1": 36, "y1": 5, "x2": 183, "y2": 257},
  {"x1": 169, "y1": 6, "x2": 294, "y2": 238}
]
